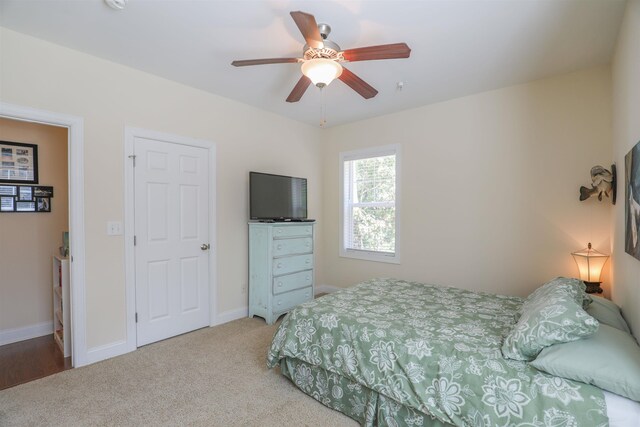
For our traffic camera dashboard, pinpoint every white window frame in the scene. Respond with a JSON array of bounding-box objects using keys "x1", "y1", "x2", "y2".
[{"x1": 339, "y1": 144, "x2": 401, "y2": 264}]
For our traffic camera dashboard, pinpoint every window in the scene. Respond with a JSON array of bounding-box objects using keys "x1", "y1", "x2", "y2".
[{"x1": 340, "y1": 145, "x2": 400, "y2": 263}]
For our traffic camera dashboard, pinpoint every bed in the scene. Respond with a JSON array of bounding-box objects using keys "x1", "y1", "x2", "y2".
[{"x1": 267, "y1": 278, "x2": 640, "y2": 426}]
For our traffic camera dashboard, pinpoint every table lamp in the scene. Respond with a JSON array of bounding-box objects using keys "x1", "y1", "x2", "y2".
[{"x1": 571, "y1": 242, "x2": 609, "y2": 294}]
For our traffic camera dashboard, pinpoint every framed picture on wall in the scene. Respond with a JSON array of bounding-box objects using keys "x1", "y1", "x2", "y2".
[
  {"x1": 0, "y1": 141, "x2": 39, "y2": 184},
  {"x1": 19, "y1": 186, "x2": 33, "y2": 201},
  {"x1": 36, "y1": 197, "x2": 51, "y2": 212},
  {"x1": 33, "y1": 186, "x2": 53, "y2": 197},
  {"x1": 625, "y1": 140, "x2": 640, "y2": 261},
  {"x1": 0, "y1": 184, "x2": 54, "y2": 214},
  {"x1": 15, "y1": 201, "x2": 36, "y2": 212},
  {"x1": 0, "y1": 185, "x2": 17, "y2": 196},
  {"x1": 0, "y1": 196, "x2": 14, "y2": 212}
]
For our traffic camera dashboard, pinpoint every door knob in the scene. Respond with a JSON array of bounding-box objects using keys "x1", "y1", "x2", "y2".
[{"x1": 201, "y1": 243, "x2": 210, "y2": 250}]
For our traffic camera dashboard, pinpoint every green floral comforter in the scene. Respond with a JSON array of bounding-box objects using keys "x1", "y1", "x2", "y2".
[{"x1": 267, "y1": 278, "x2": 608, "y2": 426}]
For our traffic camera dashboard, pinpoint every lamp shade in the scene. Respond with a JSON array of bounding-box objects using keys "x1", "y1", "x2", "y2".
[
  {"x1": 571, "y1": 242, "x2": 609, "y2": 283},
  {"x1": 301, "y1": 58, "x2": 343, "y2": 87}
]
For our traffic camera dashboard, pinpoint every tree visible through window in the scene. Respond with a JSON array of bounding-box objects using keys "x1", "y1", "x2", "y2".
[{"x1": 341, "y1": 145, "x2": 399, "y2": 262}]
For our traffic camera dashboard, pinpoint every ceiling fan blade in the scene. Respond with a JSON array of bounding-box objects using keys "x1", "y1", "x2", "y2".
[
  {"x1": 338, "y1": 67, "x2": 378, "y2": 99},
  {"x1": 341, "y1": 43, "x2": 411, "y2": 62},
  {"x1": 231, "y1": 58, "x2": 299, "y2": 67},
  {"x1": 286, "y1": 75, "x2": 312, "y2": 103},
  {"x1": 290, "y1": 11, "x2": 324, "y2": 49}
]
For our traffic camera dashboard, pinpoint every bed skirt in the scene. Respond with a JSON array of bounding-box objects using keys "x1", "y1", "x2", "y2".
[{"x1": 279, "y1": 357, "x2": 454, "y2": 427}]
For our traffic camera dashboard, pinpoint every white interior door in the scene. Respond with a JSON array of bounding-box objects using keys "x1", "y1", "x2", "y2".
[{"x1": 134, "y1": 136, "x2": 210, "y2": 346}]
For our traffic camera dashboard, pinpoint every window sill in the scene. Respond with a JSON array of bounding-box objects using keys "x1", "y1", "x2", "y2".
[{"x1": 339, "y1": 249, "x2": 400, "y2": 264}]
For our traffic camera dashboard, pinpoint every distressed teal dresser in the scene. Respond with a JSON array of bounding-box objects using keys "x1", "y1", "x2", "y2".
[{"x1": 248, "y1": 222, "x2": 315, "y2": 324}]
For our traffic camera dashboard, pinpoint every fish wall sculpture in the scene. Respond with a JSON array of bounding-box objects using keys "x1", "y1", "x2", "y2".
[{"x1": 579, "y1": 165, "x2": 616, "y2": 204}]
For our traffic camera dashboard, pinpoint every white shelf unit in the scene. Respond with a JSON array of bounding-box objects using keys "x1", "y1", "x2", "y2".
[{"x1": 52, "y1": 256, "x2": 71, "y2": 357}]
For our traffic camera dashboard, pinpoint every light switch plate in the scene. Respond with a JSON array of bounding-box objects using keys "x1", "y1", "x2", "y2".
[{"x1": 107, "y1": 221, "x2": 123, "y2": 236}]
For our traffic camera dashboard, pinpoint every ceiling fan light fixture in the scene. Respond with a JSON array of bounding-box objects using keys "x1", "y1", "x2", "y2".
[
  {"x1": 301, "y1": 58, "x2": 343, "y2": 88},
  {"x1": 104, "y1": 0, "x2": 127, "y2": 10}
]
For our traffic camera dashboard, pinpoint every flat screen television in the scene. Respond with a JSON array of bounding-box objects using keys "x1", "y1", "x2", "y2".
[{"x1": 250, "y1": 172, "x2": 308, "y2": 220}]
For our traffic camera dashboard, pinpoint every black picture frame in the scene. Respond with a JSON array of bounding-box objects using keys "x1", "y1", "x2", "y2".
[
  {"x1": 15, "y1": 201, "x2": 36, "y2": 212},
  {"x1": 0, "y1": 185, "x2": 17, "y2": 196},
  {"x1": 0, "y1": 184, "x2": 54, "y2": 213},
  {"x1": 0, "y1": 141, "x2": 39, "y2": 184},
  {"x1": 18, "y1": 186, "x2": 33, "y2": 201},
  {"x1": 36, "y1": 197, "x2": 51, "y2": 212},
  {"x1": 0, "y1": 196, "x2": 14, "y2": 212},
  {"x1": 33, "y1": 186, "x2": 54, "y2": 197}
]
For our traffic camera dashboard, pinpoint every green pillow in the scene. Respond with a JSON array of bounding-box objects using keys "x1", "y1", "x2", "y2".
[
  {"x1": 531, "y1": 324, "x2": 640, "y2": 401},
  {"x1": 586, "y1": 296, "x2": 631, "y2": 334},
  {"x1": 525, "y1": 277, "x2": 591, "y2": 309},
  {"x1": 502, "y1": 280, "x2": 599, "y2": 361}
]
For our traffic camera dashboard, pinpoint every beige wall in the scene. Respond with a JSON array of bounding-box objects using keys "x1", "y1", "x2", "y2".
[
  {"x1": 612, "y1": 0, "x2": 640, "y2": 340},
  {"x1": 321, "y1": 67, "x2": 613, "y2": 298},
  {"x1": 0, "y1": 28, "x2": 323, "y2": 350},
  {"x1": 0, "y1": 24, "x2": 620, "y2": 354},
  {"x1": 0, "y1": 118, "x2": 69, "y2": 332}
]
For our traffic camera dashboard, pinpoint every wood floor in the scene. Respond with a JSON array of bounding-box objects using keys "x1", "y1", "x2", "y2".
[{"x1": 0, "y1": 334, "x2": 71, "y2": 390}]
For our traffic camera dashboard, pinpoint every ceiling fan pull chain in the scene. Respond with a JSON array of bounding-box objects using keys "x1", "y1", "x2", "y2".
[{"x1": 320, "y1": 86, "x2": 327, "y2": 128}]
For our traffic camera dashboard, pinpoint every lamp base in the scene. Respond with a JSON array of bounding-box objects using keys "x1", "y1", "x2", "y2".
[{"x1": 583, "y1": 281, "x2": 603, "y2": 294}]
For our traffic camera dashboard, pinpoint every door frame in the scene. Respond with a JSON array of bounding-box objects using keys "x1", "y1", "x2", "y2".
[
  {"x1": 124, "y1": 127, "x2": 217, "y2": 351},
  {"x1": 0, "y1": 101, "x2": 87, "y2": 367}
]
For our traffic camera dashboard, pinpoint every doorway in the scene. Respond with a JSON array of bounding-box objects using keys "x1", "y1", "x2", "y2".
[
  {"x1": 0, "y1": 101, "x2": 86, "y2": 369},
  {"x1": 0, "y1": 117, "x2": 72, "y2": 389},
  {"x1": 124, "y1": 128, "x2": 217, "y2": 349}
]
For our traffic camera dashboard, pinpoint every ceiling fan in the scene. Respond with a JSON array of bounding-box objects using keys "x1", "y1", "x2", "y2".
[{"x1": 231, "y1": 11, "x2": 411, "y2": 103}]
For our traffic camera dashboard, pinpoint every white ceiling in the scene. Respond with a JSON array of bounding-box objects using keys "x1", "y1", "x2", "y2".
[{"x1": 0, "y1": 0, "x2": 627, "y2": 127}]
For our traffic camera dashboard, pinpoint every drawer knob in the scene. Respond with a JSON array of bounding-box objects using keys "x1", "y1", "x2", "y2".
[
  {"x1": 278, "y1": 301, "x2": 282, "y2": 306},
  {"x1": 306, "y1": 276, "x2": 310, "y2": 280},
  {"x1": 305, "y1": 259, "x2": 310, "y2": 264},
  {"x1": 277, "y1": 229, "x2": 282, "y2": 234},
  {"x1": 277, "y1": 244, "x2": 282, "y2": 250},
  {"x1": 306, "y1": 242, "x2": 310, "y2": 247},
  {"x1": 278, "y1": 282, "x2": 282, "y2": 287},
  {"x1": 277, "y1": 263, "x2": 282, "y2": 268}
]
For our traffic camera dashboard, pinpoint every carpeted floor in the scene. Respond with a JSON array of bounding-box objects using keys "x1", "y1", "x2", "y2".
[{"x1": 0, "y1": 318, "x2": 355, "y2": 426}]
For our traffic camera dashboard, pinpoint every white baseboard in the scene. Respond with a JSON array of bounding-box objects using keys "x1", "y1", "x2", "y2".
[
  {"x1": 210, "y1": 287, "x2": 343, "y2": 327},
  {"x1": 316, "y1": 284, "x2": 342, "y2": 294},
  {"x1": 84, "y1": 308, "x2": 249, "y2": 366},
  {"x1": 86, "y1": 340, "x2": 133, "y2": 365},
  {"x1": 214, "y1": 306, "x2": 248, "y2": 326},
  {"x1": 0, "y1": 321, "x2": 54, "y2": 346}
]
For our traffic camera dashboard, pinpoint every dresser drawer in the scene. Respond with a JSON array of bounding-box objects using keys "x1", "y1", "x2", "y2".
[
  {"x1": 273, "y1": 270, "x2": 313, "y2": 295},
  {"x1": 273, "y1": 254, "x2": 313, "y2": 276},
  {"x1": 272, "y1": 286, "x2": 312, "y2": 314},
  {"x1": 273, "y1": 237, "x2": 312, "y2": 257},
  {"x1": 273, "y1": 225, "x2": 313, "y2": 239}
]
